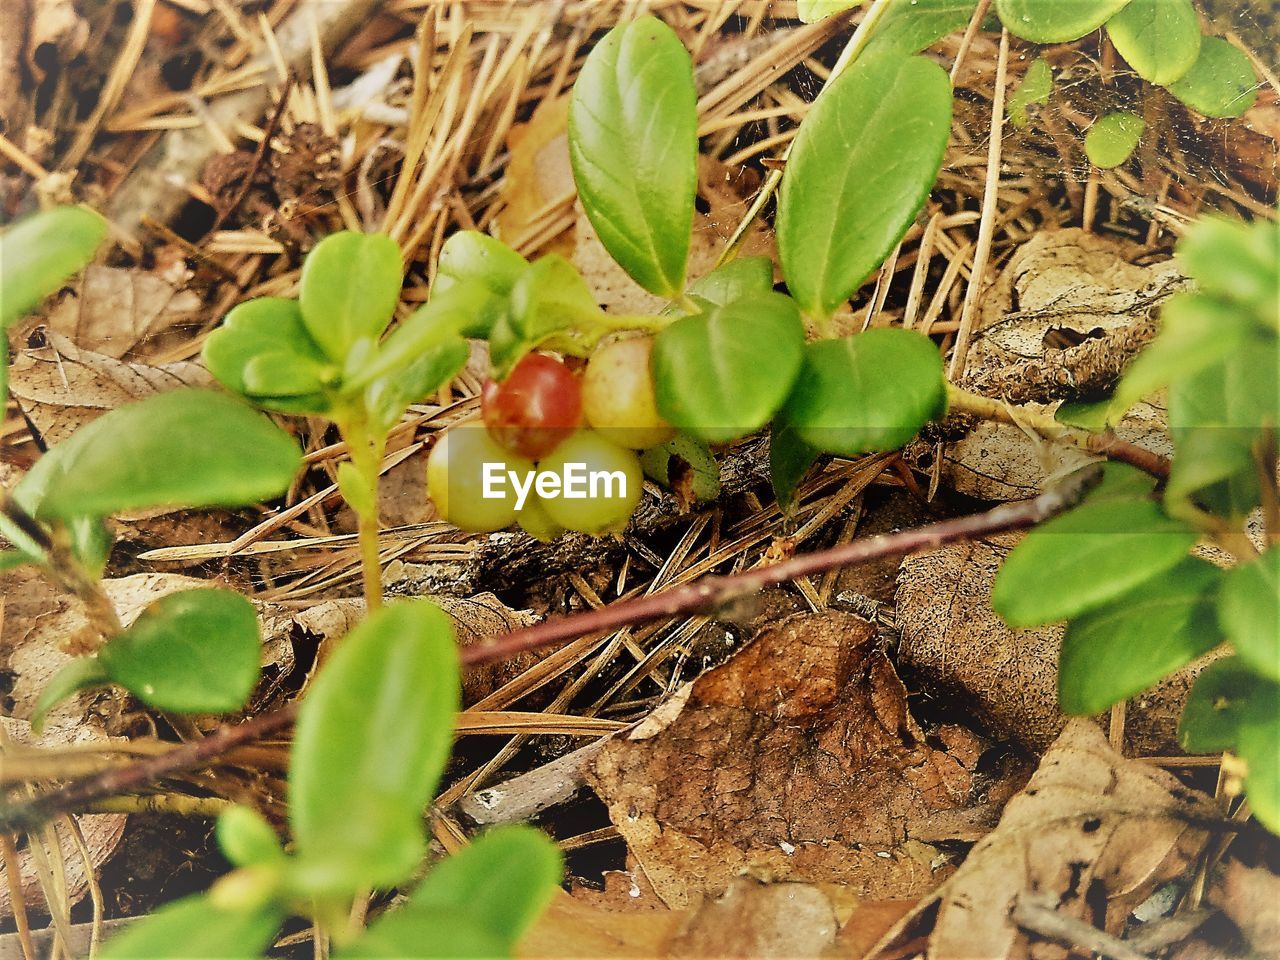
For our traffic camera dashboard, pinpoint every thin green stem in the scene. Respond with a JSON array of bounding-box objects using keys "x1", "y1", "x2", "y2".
[{"x1": 340, "y1": 416, "x2": 387, "y2": 613}]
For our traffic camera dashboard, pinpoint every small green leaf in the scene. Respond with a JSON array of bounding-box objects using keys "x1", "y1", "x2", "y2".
[
  {"x1": 1084, "y1": 111, "x2": 1145, "y2": 169},
  {"x1": 996, "y1": 0, "x2": 1132, "y2": 43},
  {"x1": 0, "y1": 551, "x2": 28, "y2": 572},
  {"x1": 509, "y1": 254, "x2": 602, "y2": 343},
  {"x1": 365, "y1": 338, "x2": 470, "y2": 435},
  {"x1": 640, "y1": 434, "x2": 721, "y2": 502},
  {"x1": 769, "y1": 422, "x2": 817, "y2": 512},
  {"x1": 1176, "y1": 217, "x2": 1280, "y2": 320},
  {"x1": 1008, "y1": 59, "x2": 1053, "y2": 128},
  {"x1": 1082, "y1": 461, "x2": 1159, "y2": 502},
  {"x1": 684, "y1": 257, "x2": 774, "y2": 309},
  {"x1": 18, "y1": 390, "x2": 302, "y2": 519},
  {"x1": 289, "y1": 600, "x2": 459, "y2": 894},
  {"x1": 435, "y1": 231, "x2": 529, "y2": 301},
  {"x1": 1220, "y1": 550, "x2": 1280, "y2": 682},
  {"x1": 217, "y1": 806, "x2": 285, "y2": 869},
  {"x1": 866, "y1": 0, "x2": 979, "y2": 57},
  {"x1": 343, "y1": 910, "x2": 506, "y2": 960},
  {"x1": 337, "y1": 461, "x2": 376, "y2": 517},
  {"x1": 98, "y1": 589, "x2": 261, "y2": 714},
  {"x1": 1055, "y1": 395, "x2": 1130, "y2": 432},
  {"x1": 652, "y1": 293, "x2": 805, "y2": 443},
  {"x1": 0, "y1": 206, "x2": 106, "y2": 329},
  {"x1": 1180, "y1": 656, "x2": 1275, "y2": 752},
  {"x1": 31, "y1": 657, "x2": 110, "y2": 733},
  {"x1": 778, "y1": 53, "x2": 951, "y2": 320},
  {"x1": 1239, "y1": 709, "x2": 1280, "y2": 833},
  {"x1": 1105, "y1": 0, "x2": 1200, "y2": 85},
  {"x1": 796, "y1": 0, "x2": 856, "y2": 23},
  {"x1": 1112, "y1": 293, "x2": 1264, "y2": 413},
  {"x1": 993, "y1": 497, "x2": 1198, "y2": 627},
  {"x1": 203, "y1": 297, "x2": 332, "y2": 407},
  {"x1": 780, "y1": 328, "x2": 946, "y2": 456},
  {"x1": 356, "y1": 826, "x2": 563, "y2": 955},
  {"x1": 569, "y1": 16, "x2": 697, "y2": 297},
  {"x1": 101, "y1": 894, "x2": 282, "y2": 960},
  {"x1": 1165, "y1": 36, "x2": 1259, "y2": 119},
  {"x1": 299, "y1": 232, "x2": 403, "y2": 361},
  {"x1": 1059, "y1": 557, "x2": 1223, "y2": 715}
]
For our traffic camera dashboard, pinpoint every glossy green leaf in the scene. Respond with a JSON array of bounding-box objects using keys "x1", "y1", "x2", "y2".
[
  {"x1": 1008, "y1": 59, "x2": 1053, "y2": 128},
  {"x1": 1105, "y1": 0, "x2": 1200, "y2": 85},
  {"x1": 993, "y1": 496, "x2": 1198, "y2": 627},
  {"x1": 18, "y1": 389, "x2": 302, "y2": 520},
  {"x1": 1112, "y1": 293, "x2": 1263, "y2": 413},
  {"x1": 0, "y1": 206, "x2": 106, "y2": 329},
  {"x1": 1165, "y1": 36, "x2": 1259, "y2": 119},
  {"x1": 1239, "y1": 709, "x2": 1280, "y2": 833},
  {"x1": 652, "y1": 293, "x2": 804, "y2": 443},
  {"x1": 769, "y1": 422, "x2": 817, "y2": 512},
  {"x1": 217, "y1": 806, "x2": 286, "y2": 869},
  {"x1": 203, "y1": 297, "x2": 332, "y2": 404},
  {"x1": 780, "y1": 328, "x2": 946, "y2": 456},
  {"x1": 365, "y1": 337, "x2": 470, "y2": 434},
  {"x1": 289, "y1": 600, "x2": 459, "y2": 894},
  {"x1": 1166, "y1": 341, "x2": 1278, "y2": 520},
  {"x1": 1084, "y1": 111, "x2": 1145, "y2": 169},
  {"x1": 101, "y1": 894, "x2": 282, "y2": 960},
  {"x1": 1055, "y1": 395, "x2": 1129, "y2": 432},
  {"x1": 569, "y1": 16, "x2": 697, "y2": 298},
  {"x1": 1220, "y1": 550, "x2": 1280, "y2": 682},
  {"x1": 866, "y1": 0, "x2": 978, "y2": 57},
  {"x1": 31, "y1": 657, "x2": 110, "y2": 733},
  {"x1": 1059, "y1": 557, "x2": 1223, "y2": 715},
  {"x1": 1176, "y1": 217, "x2": 1280, "y2": 320},
  {"x1": 1180, "y1": 656, "x2": 1276, "y2": 752},
  {"x1": 996, "y1": 0, "x2": 1131, "y2": 43},
  {"x1": 640, "y1": 434, "x2": 721, "y2": 502},
  {"x1": 358, "y1": 826, "x2": 562, "y2": 955},
  {"x1": 778, "y1": 53, "x2": 951, "y2": 320},
  {"x1": 299, "y1": 231, "x2": 403, "y2": 361},
  {"x1": 684, "y1": 257, "x2": 774, "y2": 309},
  {"x1": 435, "y1": 230, "x2": 529, "y2": 300},
  {"x1": 509, "y1": 254, "x2": 602, "y2": 342},
  {"x1": 98, "y1": 589, "x2": 261, "y2": 714}
]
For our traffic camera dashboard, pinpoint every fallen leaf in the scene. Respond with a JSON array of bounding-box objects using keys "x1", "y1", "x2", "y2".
[
  {"x1": 7, "y1": 331, "x2": 209, "y2": 447},
  {"x1": 26, "y1": 0, "x2": 87, "y2": 85},
  {"x1": 494, "y1": 95, "x2": 575, "y2": 257},
  {"x1": 1211, "y1": 856, "x2": 1280, "y2": 957},
  {"x1": 588, "y1": 611, "x2": 1005, "y2": 909},
  {"x1": 865, "y1": 719, "x2": 1217, "y2": 960}
]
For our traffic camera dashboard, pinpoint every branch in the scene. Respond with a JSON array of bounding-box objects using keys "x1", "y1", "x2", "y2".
[{"x1": 2, "y1": 468, "x2": 1101, "y2": 832}]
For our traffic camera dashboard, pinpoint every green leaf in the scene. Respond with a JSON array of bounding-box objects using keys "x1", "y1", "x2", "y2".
[
  {"x1": 996, "y1": 0, "x2": 1132, "y2": 43},
  {"x1": 639, "y1": 434, "x2": 721, "y2": 502},
  {"x1": 509, "y1": 254, "x2": 602, "y2": 343},
  {"x1": 0, "y1": 206, "x2": 106, "y2": 329},
  {"x1": 1180, "y1": 656, "x2": 1275, "y2": 752},
  {"x1": 684, "y1": 257, "x2": 774, "y2": 309},
  {"x1": 365, "y1": 338, "x2": 471, "y2": 435},
  {"x1": 217, "y1": 806, "x2": 286, "y2": 869},
  {"x1": 98, "y1": 589, "x2": 261, "y2": 714},
  {"x1": 1176, "y1": 217, "x2": 1280, "y2": 320},
  {"x1": 203, "y1": 297, "x2": 333, "y2": 408},
  {"x1": 1084, "y1": 111, "x2": 1145, "y2": 169},
  {"x1": 1165, "y1": 36, "x2": 1259, "y2": 119},
  {"x1": 866, "y1": 0, "x2": 979, "y2": 57},
  {"x1": 17, "y1": 389, "x2": 302, "y2": 519},
  {"x1": 0, "y1": 551, "x2": 28, "y2": 572},
  {"x1": 1105, "y1": 0, "x2": 1201, "y2": 85},
  {"x1": 796, "y1": 0, "x2": 856, "y2": 23},
  {"x1": 299, "y1": 232, "x2": 403, "y2": 361},
  {"x1": 343, "y1": 910, "x2": 506, "y2": 960},
  {"x1": 1239, "y1": 709, "x2": 1280, "y2": 833},
  {"x1": 1082, "y1": 461, "x2": 1160, "y2": 501},
  {"x1": 101, "y1": 894, "x2": 282, "y2": 960},
  {"x1": 1220, "y1": 550, "x2": 1280, "y2": 682},
  {"x1": 1059, "y1": 557, "x2": 1223, "y2": 715},
  {"x1": 769, "y1": 422, "x2": 817, "y2": 512},
  {"x1": 289, "y1": 600, "x2": 460, "y2": 894},
  {"x1": 357, "y1": 826, "x2": 563, "y2": 955},
  {"x1": 569, "y1": 16, "x2": 697, "y2": 298},
  {"x1": 1112, "y1": 293, "x2": 1264, "y2": 413},
  {"x1": 777, "y1": 53, "x2": 951, "y2": 320},
  {"x1": 31, "y1": 657, "x2": 111, "y2": 733},
  {"x1": 435, "y1": 231, "x2": 529, "y2": 301},
  {"x1": 1008, "y1": 59, "x2": 1053, "y2": 128},
  {"x1": 780, "y1": 328, "x2": 946, "y2": 456},
  {"x1": 337, "y1": 461, "x2": 376, "y2": 517},
  {"x1": 651, "y1": 293, "x2": 804, "y2": 443},
  {"x1": 1055, "y1": 395, "x2": 1130, "y2": 432},
  {"x1": 993, "y1": 497, "x2": 1198, "y2": 627}
]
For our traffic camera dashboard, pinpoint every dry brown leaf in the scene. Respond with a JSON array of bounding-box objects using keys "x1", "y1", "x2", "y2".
[
  {"x1": 7, "y1": 332, "x2": 209, "y2": 447},
  {"x1": 1211, "y1": 856, "x2": 1280, "y2": 958},
  {"x1": 896, "y1": 534, "x2": 1220, "y2": 755},
  {"x1": 588, "y1": 612, "x2": 1006, "y2": 910},
  {"x1": 14, "y1": 264, "x2": 204, "y2": 361},
  {"x1": 865, "y1": 719, "x2": 1217, "y2": 960},
  {"x1": 26, "y1": 0, "x2": 87, "y2": 85},
  {"x1": 493, "y1": 95, "x2": 575, "y2": 257}
]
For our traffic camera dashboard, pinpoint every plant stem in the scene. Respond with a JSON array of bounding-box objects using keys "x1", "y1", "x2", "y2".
[
  {"x1": 945, "y1": 384, "x2": 1171, "y2": 480},
  {"x1": 342, "y1": 418, "x2": 386, "y2": 613},
  {"x1": 0, "y1": 469, "x2": 1101, "y2": 832}
]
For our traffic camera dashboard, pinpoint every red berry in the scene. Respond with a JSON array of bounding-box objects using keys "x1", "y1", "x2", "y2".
[{"x1": 481, "y1": 353, "x2": 583, "y2": 459}]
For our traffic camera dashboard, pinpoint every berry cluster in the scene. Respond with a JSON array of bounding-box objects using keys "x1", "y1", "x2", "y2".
[{"x1": 426, "y1": 337, "x2": 673, "y2": 539}]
